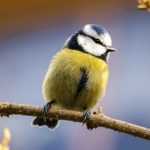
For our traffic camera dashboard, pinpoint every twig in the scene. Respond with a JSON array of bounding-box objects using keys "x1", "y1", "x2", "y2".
[{"x1": 0, "y1": 102, "x2": 150, "y2": 140}]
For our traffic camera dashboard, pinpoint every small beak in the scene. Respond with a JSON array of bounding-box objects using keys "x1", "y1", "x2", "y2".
[{"x1": 107, "y1": 47, "x2": 118, "y2": 52}]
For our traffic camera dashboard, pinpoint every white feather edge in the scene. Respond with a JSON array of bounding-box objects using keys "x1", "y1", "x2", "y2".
[
  {"x1": 83, "y1": 24, "x2": 98, "y2": 39},
  {"x1": 77, "y1": 34, "x2": 106, "y2": 56}
]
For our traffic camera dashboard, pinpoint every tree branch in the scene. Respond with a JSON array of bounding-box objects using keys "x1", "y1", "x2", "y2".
[{"x1": 0, "y1": 102, "x2": 150, "y2": 140}]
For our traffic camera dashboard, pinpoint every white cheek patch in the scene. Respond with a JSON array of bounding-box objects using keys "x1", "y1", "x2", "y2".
[{"x1": 77, "y1": 34, "x2": 106, "y2": 56}]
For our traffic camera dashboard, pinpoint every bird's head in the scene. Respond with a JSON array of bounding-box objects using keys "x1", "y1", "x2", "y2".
[{"x1": 64, "y1": 24, "x2": 117, "y2": 62}]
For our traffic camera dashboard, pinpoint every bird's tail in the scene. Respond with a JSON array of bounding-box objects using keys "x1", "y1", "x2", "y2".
[{"x1": 32, "y1": 116, "x2": 58, "y2": 129}]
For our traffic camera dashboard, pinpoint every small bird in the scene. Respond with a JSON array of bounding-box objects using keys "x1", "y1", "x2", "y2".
[{"x1": 33, "y1": 24, "x2": 117, "y2": 129}]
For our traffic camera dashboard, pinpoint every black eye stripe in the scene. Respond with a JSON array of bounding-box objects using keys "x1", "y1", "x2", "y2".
[
  {"x1": 90, "y1": 36, "x2": 105, "y2": 47},
  {"x1": 79, "y1": 31, "x2": 106, "y2": 47}
]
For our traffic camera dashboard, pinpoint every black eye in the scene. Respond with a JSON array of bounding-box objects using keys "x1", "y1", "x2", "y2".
[
  {"x1": 91, "y1": 38, "x2": 100, "y2": 44},
  {"x1": 95, "y1": 39, "x2": 100, "y2": 43},
  {"x1": 93, "y1": 38, "x2": 105, "y2": 47}
]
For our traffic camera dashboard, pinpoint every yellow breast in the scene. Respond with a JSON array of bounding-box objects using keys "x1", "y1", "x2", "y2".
[{"x1": 42, "y1": 48, "x2": 109, "y2": 111}]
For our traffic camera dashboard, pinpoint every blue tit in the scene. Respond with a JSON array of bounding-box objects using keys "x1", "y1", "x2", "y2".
[{"x1": 33, "y1": 24, "x2": 117, "y2": 128}]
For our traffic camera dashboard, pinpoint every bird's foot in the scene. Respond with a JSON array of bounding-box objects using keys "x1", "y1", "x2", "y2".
[
  {"x1": 86, "y1": 107, "x2": 104, "y2": 130},
  {"x1": 32, "y1": 101, "x2": 57, "y2": 128},
  {"x1": 43, "y1": 102, "x2": 53, "y2": 122},
  {"x1": 82, "y1": 111, "x2": 91, "y2": 124}
]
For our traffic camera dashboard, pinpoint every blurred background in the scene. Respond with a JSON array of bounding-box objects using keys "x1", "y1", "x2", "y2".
[{"x1": 0, "y1": 0, "x2": 150, "y2": 149}]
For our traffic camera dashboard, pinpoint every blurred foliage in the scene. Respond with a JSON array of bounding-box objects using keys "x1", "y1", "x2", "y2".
[
  {"x1": 138, "y1": 0, "x2": 150, "y2": 11},
  {"x1": 0, "y1": 128, "x2": 11, "y2": 150}
]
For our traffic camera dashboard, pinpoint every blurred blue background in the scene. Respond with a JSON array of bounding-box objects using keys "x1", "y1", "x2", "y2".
[{"x1": 0, "y1": 0, "x2": 150, "y2": 149}]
